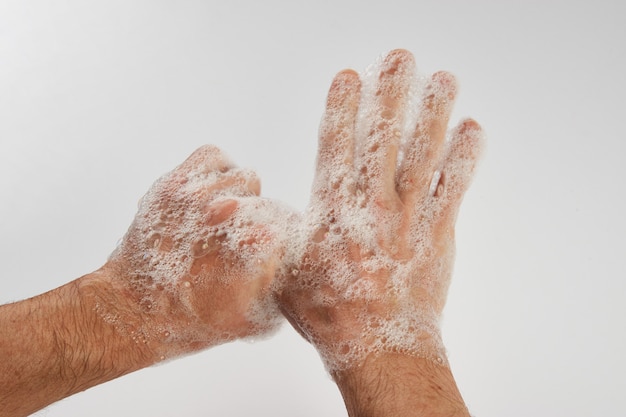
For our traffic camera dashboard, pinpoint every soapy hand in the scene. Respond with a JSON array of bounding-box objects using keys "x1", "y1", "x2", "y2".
[
  {"x1": 276, "y1": 49, "x2": 483, "y2": 370},
  {"x1": 99, "y1": 145, "x2": 294, "y2": 358}
]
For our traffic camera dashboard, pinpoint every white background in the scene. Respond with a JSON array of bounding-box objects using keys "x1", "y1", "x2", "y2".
[{"x1": 1, "y1": 1, "x2": 625, "y2": 416}]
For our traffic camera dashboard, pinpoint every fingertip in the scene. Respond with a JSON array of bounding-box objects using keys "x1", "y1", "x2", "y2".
[
  {"x1": 187, "y1": 145, "x2": 223, "y2": 162},
  {"x1": 453, "y1": 118, "x2": 485, "y2": 160},
  {"x1": 388, "y1": 48, "x2": 411, "y2": 55},
  {"x1": 180, "y1": 145, "x2": 235, "y2": 174},
  {"x1": 333, "y1": 69, "x2": 360, "y2": 86},
  {"x1": 327, "y1": 69, "x2": 361, "y2": 108},
  {"x1": 230, "y1": 167, "x2": 262, "y2": 196},
  {"x1": 336, "y1": 68, "x2": 359, "y2": 78},
  {"x1": 384, "y1": 49, "x2": 415, "y2": 69},
  {"x1": 431, "y1": 71, "x2": 458, "y2": 101},
  {"x1": 458, "y1": 118, "x2": 481, "y2": 133},
  {"x1": 245, "y1": 170, "x2": 262, "y2": 196},
  {"x1": 440, "y1": 118, "x2": 485, "y2": 201},
  {"x1": 204, "y1": 198, "x2": 239, "y2": 226},
  {"x1": 377, "y1": 49, "x2": 415, "y2": 93},
  {"x1": 422, "y1": 72, "x2": 458, "y2": 121}
]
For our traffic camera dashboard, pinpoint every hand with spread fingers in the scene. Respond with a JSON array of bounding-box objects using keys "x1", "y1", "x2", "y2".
[{"x1": 275, "y1": 49, "x2": 483, "y2": 417}]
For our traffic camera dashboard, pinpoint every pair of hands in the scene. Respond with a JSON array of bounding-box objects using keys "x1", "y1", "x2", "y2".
[{"x1": 101, "y1": 49, "x2": 482, "y2": 370}]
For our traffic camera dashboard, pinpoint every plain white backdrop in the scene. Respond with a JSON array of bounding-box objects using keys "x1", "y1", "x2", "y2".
[{"x1": 1, "y1": 1, "x2": 625, "y2": 416}]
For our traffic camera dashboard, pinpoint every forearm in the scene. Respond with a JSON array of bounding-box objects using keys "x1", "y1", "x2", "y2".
[
  {"x1": 332, "y1": 353, "x2": 470, "y2": 417},
  {"x1": 0, "y1": 271, "x2": 157, "y2": 417}
]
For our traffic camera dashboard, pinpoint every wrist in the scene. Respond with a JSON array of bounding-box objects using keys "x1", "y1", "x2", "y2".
[
  {"x1": 331, "y1": 352, "x2": 469, "y2": 417},
  {"x1": 67, "y1": 270, "x2": 158, "y2": 382},
  {"x1": 0, "y1": 272, "x2": 158, "y2": 417}
]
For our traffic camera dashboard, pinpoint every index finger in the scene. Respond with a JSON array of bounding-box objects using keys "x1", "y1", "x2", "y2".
[{"x1": 313, "y1": 69, "x2": 361, "y2": 204}]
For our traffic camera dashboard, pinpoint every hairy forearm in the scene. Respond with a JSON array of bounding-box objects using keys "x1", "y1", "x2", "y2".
[
  {"x1": 332, "y1": 353, "x2": 470, "y2": 417},
  {"x1": 0, "y1": 271, "x2": 157, "y2": 417}
]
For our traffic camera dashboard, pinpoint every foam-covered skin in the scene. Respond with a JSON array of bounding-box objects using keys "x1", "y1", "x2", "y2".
[
  {"x1": 276, "y1": 49, "x2": 484, "y2": 371},
  {"x1": 97, "y1": 145, "x2": 295, "y2": 359}
]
